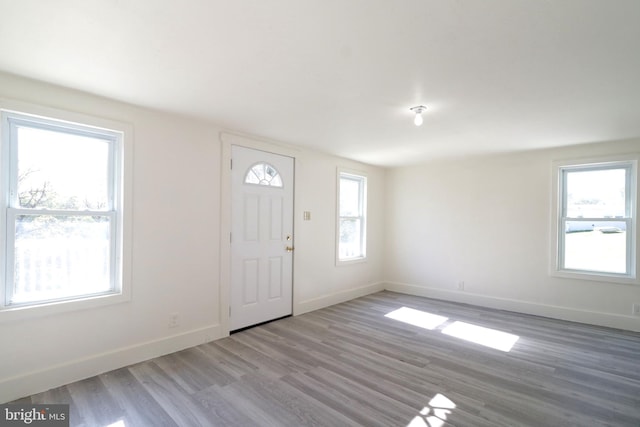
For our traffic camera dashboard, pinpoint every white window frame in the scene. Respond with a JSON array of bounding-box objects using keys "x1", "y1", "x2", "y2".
[
  {"x1": 0, "y1": 102, "x2": 132, "y2": 320},
  {"x1": 337, "y1": 168, "x2": 367, "y2": 264},
  {"x1": 550, "y1": 155, "x2": 638, "y2": 284}
]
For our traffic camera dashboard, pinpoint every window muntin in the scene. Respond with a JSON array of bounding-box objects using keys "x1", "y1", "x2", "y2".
[
  {"x1": 556, "y1": 161, "x2": 636, "y2": 279},
  {"x1": 2, "y1": 112, "x2": 122, "y2": 308},
  {"x1": 338, "y1": 171, "x2": 367, "y2": 262}
]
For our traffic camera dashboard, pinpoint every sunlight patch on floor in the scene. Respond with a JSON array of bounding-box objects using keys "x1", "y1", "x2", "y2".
[
  {"x1": 385, "y1": 307, "x2": 449, "y2": 330},
  {"x1": 406, "y1": 393, "x2": 456, "y2": 427},
  {"x1": 385, "y1": 306, "x2": 520, "y2": 352},
  {"x1": 441, "y1": 321, "x2": 519, "y2": 352},
  {"x1": 104, "y1": 421, "x2": 126, "y2": 427}
]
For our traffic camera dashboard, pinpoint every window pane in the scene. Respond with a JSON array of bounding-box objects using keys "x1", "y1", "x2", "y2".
[
  {"x1": 339, "y1": 218, "x2": 361, "y2": 258},
  {"x1": 245, "y1": 163, "x2": 283, "y2": 187},
  {"x1": 16, "y1": 126, "x2": 110, "y2": 210},
  {"x1": 565, "y1": 168, "x2": 626, "y2": 218},
  {"x1": 340, "y1": 177, "x2": 360, "y2": 216},
  {"x1": 564, "y1": 220, "x2": 627, "y2": 274},
  {"x1": 11, "y1": 215, "x2": 112, "y2": 305}
]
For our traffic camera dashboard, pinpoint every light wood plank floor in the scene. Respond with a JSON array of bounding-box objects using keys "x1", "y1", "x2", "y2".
[{"x1": 13, "y1": 291, "x2": 640, "y2": 426}]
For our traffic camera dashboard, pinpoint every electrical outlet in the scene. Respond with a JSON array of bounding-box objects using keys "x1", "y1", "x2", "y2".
[
  {"x1": 457, "y1": 281, "x2": 465, "y2": 291},
  {"x1": 168, "y1": 312, "x2": 180, "y2": 328},
  {"x1": 632, "y1": 303, "x2": 640, "y2": 316}
]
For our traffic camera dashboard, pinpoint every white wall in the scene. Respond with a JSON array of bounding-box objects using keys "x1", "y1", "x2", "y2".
[
  {"x1": 0, "y1": 72, "x2": 387, "y2": 402},
  {"x1": 292, "y1": 147, "x2": 386, "y2": 313},
  {"x1": 385, "y1": 140, "x2": 640, "y2": 332}
]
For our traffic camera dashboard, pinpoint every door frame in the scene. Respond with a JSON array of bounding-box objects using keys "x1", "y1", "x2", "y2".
[{"x1": 219, "y1": 132, "x2": 300, "y2": 335}]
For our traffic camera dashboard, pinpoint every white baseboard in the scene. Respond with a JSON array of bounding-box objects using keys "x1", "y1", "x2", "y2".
[
  {"x1": 1, "y1": 324, "x2": 224, "y2": 404},
  {"x1": 294, "y1": 282, "x2": 385, "y2": 315},
  {"x1": 384, "y1": 282, "x2": 640, "y2": 332}
]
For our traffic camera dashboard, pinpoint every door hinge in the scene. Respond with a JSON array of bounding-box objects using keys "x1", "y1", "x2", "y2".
[
  {"x1": 230, "y1": 158, "x2": 233, "y2": 169},
  {"x1": 229, "y1": 306, "x2": 231, "y2": 317}
]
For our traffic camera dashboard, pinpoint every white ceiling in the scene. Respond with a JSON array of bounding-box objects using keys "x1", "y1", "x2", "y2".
[{"x1": 1, "y1": 0, "x2": 639, "y2": 166}]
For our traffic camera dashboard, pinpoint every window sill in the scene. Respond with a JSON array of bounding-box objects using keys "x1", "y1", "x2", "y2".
[
  {"x1": 550, "y1": 269, "x2": 639, "y2": 286},
  {"x1": 337, "y1": 256, "x2": 367, "y2": 267},
  {"x1": 0, "y1": 291, "x2": 130, "y2": 323}
]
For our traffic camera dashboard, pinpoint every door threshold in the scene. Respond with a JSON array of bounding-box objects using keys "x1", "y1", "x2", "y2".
[{"x1": 230, "y1": 314, "x2": 292, "y2": 334}]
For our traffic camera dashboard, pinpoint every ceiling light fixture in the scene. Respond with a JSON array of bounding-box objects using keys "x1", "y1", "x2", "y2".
[{"x1": 410, "y1": 105, "x2": 427, "y2": 126}]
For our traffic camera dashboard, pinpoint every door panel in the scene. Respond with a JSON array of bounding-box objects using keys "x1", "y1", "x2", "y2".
[
  {"x1": 243, "y1": 194, "x2": 260, "y2": 241},
  {"x1": 269, "y1": 198, "x2": 283, "y2": 240},
  {"x1": 242, "y1": 259, "x2": 259, "y2": 305},
  {"x1": 268, "y1": 256, "x2": 283, "y2": 299},
  {"x1": 230, "y1": 145, "x2": 294, "y2": 330}
]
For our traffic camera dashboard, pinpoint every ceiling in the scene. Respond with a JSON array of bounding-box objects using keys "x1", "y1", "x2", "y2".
[{"x1": 1, "y1": 0, "x2": 639, "y2": 167}]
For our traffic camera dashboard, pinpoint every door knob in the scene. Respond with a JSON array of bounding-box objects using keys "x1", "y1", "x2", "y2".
[{"x1": 285, "y1": 246, "x2": 294, "y2": 252}]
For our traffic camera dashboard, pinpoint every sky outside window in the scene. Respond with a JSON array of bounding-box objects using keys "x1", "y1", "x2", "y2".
[
  {"x1": 566, "y1": 168, "x2": 625, "y2": 218},
  {"x1": 16, "y1": 126, "x2": 110, "y2": 211}
]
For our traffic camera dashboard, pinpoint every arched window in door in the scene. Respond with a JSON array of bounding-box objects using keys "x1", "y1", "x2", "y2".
[{"x1": 244, "y1": 162, "x2": 283, "y2": 187}]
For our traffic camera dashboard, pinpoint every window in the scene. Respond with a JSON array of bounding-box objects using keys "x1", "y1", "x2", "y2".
[
  {"x1": 553, "y1": 158, "x2": 637, "y2": 282},
  {"x1": 1, "y1": 110, "x2": 126, "y2": 309},
  {"x1": 244, "y1": 162, "x2": 283, "y2": 187},
  {"x1": 337, "y1": 170, "x2": 367, "y2": 262}
]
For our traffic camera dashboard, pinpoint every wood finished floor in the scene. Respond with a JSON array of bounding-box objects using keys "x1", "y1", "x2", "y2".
[{"x1": 13, "y1": 291, "x2": 640, "y2": 426}]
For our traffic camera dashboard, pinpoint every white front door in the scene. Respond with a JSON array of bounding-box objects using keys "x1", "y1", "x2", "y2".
[{"x1": 230, "y1": 145, "x2": 294, "y2": 331}]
